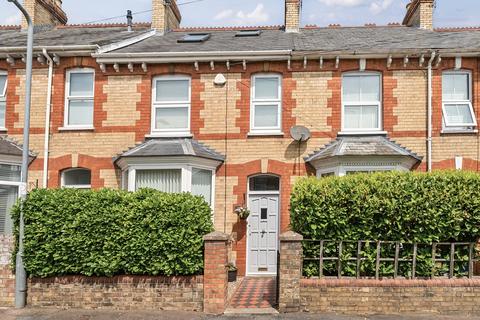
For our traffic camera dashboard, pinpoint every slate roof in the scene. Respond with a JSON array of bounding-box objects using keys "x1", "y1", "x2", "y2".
[
  {"x1": 114, "y1": 138, "x2": 225, "y2": 163},
  {"x1": 0, "y1": 25, "x2": 151, "y2": 48},
  {"x1": 2, "y1": 25, "x2": 480, "y2": 54},
  {"x1": 0, "y1": 135, "x2": 36, "y2": 161},
  {"x1": 305, "y1": 135, "x2": 422, "y2": 163}
]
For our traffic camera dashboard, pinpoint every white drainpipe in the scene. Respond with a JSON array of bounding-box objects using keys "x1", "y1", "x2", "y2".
[
  {"x1": 427, "y1": 51, "x2": 436, "y2": 172},
  {"x1": 42, "y1": 49, "x2": 54, "y2": 188}
]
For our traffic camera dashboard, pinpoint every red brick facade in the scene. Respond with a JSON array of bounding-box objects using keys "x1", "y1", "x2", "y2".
[{"x1": 1, "y1": 54, "x2": 479, "y2": 277}]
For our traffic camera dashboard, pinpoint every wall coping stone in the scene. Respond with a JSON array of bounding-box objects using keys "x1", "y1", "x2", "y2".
[
  {"x1": 301, "y1": 278, "x2": 480, "y2": 288},
  {"x1": 279, "y1": 231, "x2": 303, "y2": 242},
  {"x1": 204, "y1": 231, "x2": 229, "y2": 241}
]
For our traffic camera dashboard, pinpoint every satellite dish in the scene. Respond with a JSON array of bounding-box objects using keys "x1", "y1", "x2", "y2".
[
  {"x1": 290, "y1": 126, "x2": 311, "y2": 142},
  {"x1": 214, "y1": 73, "x2": 227, "y2": 86}
]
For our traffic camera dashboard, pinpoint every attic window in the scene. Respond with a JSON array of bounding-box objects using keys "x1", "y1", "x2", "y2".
[
  {"x1": 178, "y1": 33, "x2": 210, "y2": 43},
  {"x1": 235, "y1": 30, "x2": 261, "y2": 37}
]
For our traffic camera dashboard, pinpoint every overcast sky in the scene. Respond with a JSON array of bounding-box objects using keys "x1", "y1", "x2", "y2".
[{"x1": 0, "y1": 0, "x2": 478, "y2": 28}]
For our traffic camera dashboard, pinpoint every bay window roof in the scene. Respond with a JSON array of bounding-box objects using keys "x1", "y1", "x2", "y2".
[
  {"x1": 114, "y1": 138, "x2": 225, "y2": 165},
  {"x1": 0, "y1": 136, "x2": 36, "y2": 164}
]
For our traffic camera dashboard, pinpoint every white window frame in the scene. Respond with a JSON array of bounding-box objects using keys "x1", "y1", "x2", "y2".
[
  {"x1": 64, "y1": 68, "x2": 95, "y2": 130},
  {"x1": 341, "y1": 72, "x2": 383, "y2": 133},
  {"x1": 125, "y1": 164, "x2": 215, "y2": 209},
  {"x1": 0, "y1": 71, "x2": 7, "y2": 130},
  {"x1": 151, "y1": 75, "x2": 191, "y2": 137},
  {"x1": 250, "y1": 74, "x2": 283, "y2": 135},
  {"x1": 61, "y1": 168, "x2": 92, "y2": 189},
  {"x1": 442, "y1": 70, "x2": 477, "y2": 130}
]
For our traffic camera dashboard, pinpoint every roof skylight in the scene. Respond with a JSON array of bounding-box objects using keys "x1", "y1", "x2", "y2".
[
  {"x1": 178, "y1": 33, "x2": 211, "y2": 43},
  {"x1": 235, "y1": 30, "x2": 262, "y2": 37}
]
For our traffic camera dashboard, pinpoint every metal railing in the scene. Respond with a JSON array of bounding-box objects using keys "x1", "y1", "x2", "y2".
[{"x1": 302, "y1": 240, "x2": 480, "y2": 279}]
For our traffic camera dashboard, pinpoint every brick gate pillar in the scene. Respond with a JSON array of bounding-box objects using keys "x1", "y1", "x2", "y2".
[
  {"x1": 278, "y1": 231, "x2": 303, "y2": 313},
  {"x1": 203, "y1": 231, "x2": 229, "y2": 314}
]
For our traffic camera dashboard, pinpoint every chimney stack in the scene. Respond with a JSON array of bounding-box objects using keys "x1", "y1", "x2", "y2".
[
  {"x1": 285, "y1": 0, "x2": 302, "y2": 33},
  {"x1": 22, "y1": 0, "x2": 68, "y2": 30},
  {"x1": 152, "y1": 0, "x2": 182, "y2": 34},
  {"x1": 402, "y1": 0, "x2": 434, "y2": 30}
]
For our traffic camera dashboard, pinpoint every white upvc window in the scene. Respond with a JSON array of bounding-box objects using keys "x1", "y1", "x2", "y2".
[
  {"x1": 126, "y1": 165, "x2": 215, "y2": 206},
  {"x1": 64, "y1": 68, "x2": 95, "y2": 129},
  {"x1": 61, "y1": 168, "x2": 92, "y2": 189},
  {"x1": 442, "y1": 70, "x2": 476, "y2": 130},
  {"x1": 0, "y1": 71, "x2": 7, "y2": 129},
  {"x1": 152, "y1": 75, "x2": 191, "y2": 136},
  {"x1": 342, "y1": 72, "x2": 382, "y2": 132},
  {"x1": 250, "y1": 74, "x2": 282, "y2": 134}
]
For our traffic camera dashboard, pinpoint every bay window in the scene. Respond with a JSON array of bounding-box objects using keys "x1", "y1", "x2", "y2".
[
  {"x1": 342, "y1": 73, "x2": 382, "y2": 132},
  {"x1": 0, "y1": 164, "x2": 21, "y2": 235},
  {"x1": 442, "y1": 71, "x2": 476, "y2": 130},
  {"x1": 152, "y1": 75, "x2": 191, "y2": 136},
  {"x1": 125, "y1": 165, "x2": 214, "y2": 207},
  {"x1": 65, "y1": 69, "x2": 95, "y2": 128},
  {"x1": 0, "y1": 71, "x2": 6, "y2": 129},
  {"x1": 250, "y1": 74, "x2": 282, "y2": 134}
]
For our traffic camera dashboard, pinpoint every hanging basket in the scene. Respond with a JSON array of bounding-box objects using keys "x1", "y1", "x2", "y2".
[{"x1": 234, "y1": 206, "x2": 250, "y2": 220}]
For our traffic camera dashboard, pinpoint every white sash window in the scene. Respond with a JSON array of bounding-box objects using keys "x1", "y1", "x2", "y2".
[
  {"x1": 342, "y1": 73, "x2": 382, "y2": 132},
  {"x1": 442, "y1": 71, "x2": 476, "y2": 130},
  {"x1": 250, "y1": 74, "x2": 282, "y2": 134},
  {"x1": 65, "y1": 69, "x2": 95, "y2": 129},
  {"x1": 0, "y1": 72, "x2": 7, "y2": 129}
]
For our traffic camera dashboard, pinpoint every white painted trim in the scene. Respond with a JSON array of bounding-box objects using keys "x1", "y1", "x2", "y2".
[
  {"x1": 0, "y1": 70, "x2": 7, "y2": 97},
  {"x1": 64, "y1": 68, "x2": 95, "y2": 128},
  {"x1": 151, "y1": 75, "x2": 192, "y2": 136},
  {"x1": 250, "y1": 74, "x2": 282, "y2": 134},
  {"x1": 96, "y1": 30, "x2": 157, "y2": 54},
  {"x1": 341, "y1": 72, "x2": 383, "y2": 132}
]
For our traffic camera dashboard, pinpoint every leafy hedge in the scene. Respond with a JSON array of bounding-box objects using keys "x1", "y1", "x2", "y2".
[
  {"x1": 12, "y1": 188, "x2": 214, "y2": 278},
  {"x1": 290, "y1": 171, "x2": 480, "y2": 277}
]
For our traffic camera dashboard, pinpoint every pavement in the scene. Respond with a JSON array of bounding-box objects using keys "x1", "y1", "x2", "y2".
[{"x1": 2, "y1": 308, "x2": 480, "y2": 320}]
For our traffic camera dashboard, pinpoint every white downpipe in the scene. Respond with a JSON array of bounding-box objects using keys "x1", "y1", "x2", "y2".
[
  {"x1": 427, "y1": 51, "x2": 436, "y2": 172},
  {"x1": 42, "y1": 49, "x2": 54, "y2": 188}
]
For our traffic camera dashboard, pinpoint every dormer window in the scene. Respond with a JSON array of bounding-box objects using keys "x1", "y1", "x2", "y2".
[
  {"x1": 442, "y1": 70, "x2": 476, "y2": 131},
  {"x1": 178, "y1": 33, "x2": 210, "y2": 43}
]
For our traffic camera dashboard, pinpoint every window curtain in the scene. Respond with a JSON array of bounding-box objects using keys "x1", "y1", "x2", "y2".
[
  {"x1": 191, "y1": 168, "x2": 212, "y2": 205},
  {"x1": 136, "y1": 169, "x2": 182, "y2": 193}
]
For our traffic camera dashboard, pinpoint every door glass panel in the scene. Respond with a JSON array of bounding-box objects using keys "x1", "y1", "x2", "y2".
[{"x1": 249, "y1": 175, "x2": 279, "y2": 191}]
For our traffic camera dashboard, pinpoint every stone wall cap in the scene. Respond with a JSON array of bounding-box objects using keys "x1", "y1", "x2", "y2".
[
  {"x1": 203, "y1": 231, "x2": 229, "y2": 241},
  {"x1": 279, "y1": 231, "x2": 303, "y2": 241}
]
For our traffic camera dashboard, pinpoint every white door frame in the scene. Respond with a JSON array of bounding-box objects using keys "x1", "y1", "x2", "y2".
[{"x1": 246, "y1": 175, "x2": 281, "y2": 276}]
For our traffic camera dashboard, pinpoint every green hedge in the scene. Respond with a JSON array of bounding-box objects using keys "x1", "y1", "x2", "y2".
[
  {"x1": 12, "y1": 188, "x2": 214, "y2": 278},
  {"x1": 290, "y1": 171, "x2": 480, "y2": 277}
]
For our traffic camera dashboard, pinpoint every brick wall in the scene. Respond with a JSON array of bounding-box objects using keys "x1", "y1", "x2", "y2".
[
  {"x1": 300, "y1": 279, "x2": 480, "y2": 315},
  {"x1": 27, "y1": 275, "x2": 203, "y2": 311},
  {"x1": 0, "y1": 235, "x2": 14, "y2": 307}
]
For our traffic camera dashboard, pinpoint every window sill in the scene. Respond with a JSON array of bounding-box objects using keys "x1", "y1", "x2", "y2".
[
  {"x1": 441, "y1": 129, "x2": 478, "y2": 135},
  {"x1": 59, "y1": 126, "x2": 95, "y2": 132},
  {"x1": 247, "y1": 131, "x2": 284, "y2": 137},
  {"x1": 0, "y1": 128, "x2": 7, "y2": 133},
  {"x1": 146, "y1": 133, "x2": 193, "y2": 138},
  {"x1": 338, "y1": 131, "x2": 387, "y2": 136}
]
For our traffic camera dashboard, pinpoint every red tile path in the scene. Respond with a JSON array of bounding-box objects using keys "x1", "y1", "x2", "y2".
[{"x1": 229, "y1": 277, "x2": 277, "y2": 309}]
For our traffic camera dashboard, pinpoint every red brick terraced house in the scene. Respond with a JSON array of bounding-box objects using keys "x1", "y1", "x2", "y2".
[{"x1": 0, "y1": 0, "x2": 479, "y2": 296}]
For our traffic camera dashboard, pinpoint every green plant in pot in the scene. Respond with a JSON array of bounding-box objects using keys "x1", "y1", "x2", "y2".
[
  {"x1": 234, "y1": 206, "x2": 250, "y2": 220},
  {"x1": 227, "y1": 263, "x2": 238, "y2": 282}
]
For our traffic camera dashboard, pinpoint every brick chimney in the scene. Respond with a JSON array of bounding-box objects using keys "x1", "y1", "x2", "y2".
[
  {"x1": 22, "y1": 0, "x2": 68, "y2": 29},
  {"x1": 152, "y1": 0, "x2": 182, "y2": 34},
  {"x1": 402, "y1": 0, "x2": 434, "y2": 30},
  {"x1": 285, "y1": 0, "x2": 302, "y2": 33}
]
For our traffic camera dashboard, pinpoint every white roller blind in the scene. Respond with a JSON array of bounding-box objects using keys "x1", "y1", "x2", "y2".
[
  {"x1": 191, "y1": 168, "x2": 212, "y2": 205},
  {"x1": 0, "y1": 186, "x2": 18, "y2": 235},
  {"x1": 136, "y1": 169, "x2": 182, "y2": 193}
]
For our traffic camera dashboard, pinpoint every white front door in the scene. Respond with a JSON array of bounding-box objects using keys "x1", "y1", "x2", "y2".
[{"x1": 247, "y1": 194, "x2": 279, "y2": 275}]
